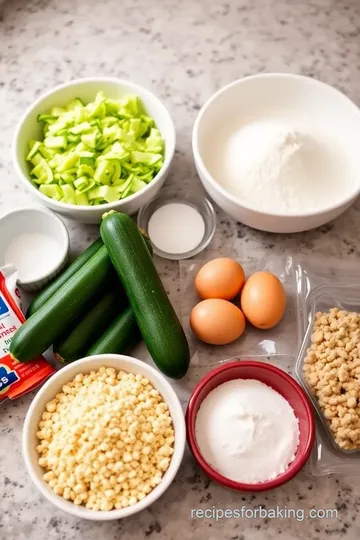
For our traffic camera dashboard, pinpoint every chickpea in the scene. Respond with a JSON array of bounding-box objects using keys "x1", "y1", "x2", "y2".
[
  {"x1": 304, "y1": 308, "x2": 360, "y2": 450},
  {"x1": 36, "y1": 368, "x2": 175, "y2": 510}
]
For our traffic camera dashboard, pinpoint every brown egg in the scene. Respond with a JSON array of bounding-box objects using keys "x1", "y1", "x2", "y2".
[
  {"x1": 240, "y1": 271, "x2": 286, "y2": 329},
  {"x1": 190, "y1": 299, "x2": 246, "y2": 345},
  {"x1": 195, "y1": 258, "x2": 245, "y2": 300}
]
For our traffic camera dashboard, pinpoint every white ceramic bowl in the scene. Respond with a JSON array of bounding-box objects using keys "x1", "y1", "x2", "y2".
[
  {"x1": 0, "y1": 207, "x2": 69, "y2": 291},
  {"x1": 13, "y1": 78, "x2": 176, "y2": 224},
  {"x1": 22, "y1": 354, "x2": 186, "y2": 521},
  {"x1": 193, "y1": 73, "x2": 360, "y2": 233}
]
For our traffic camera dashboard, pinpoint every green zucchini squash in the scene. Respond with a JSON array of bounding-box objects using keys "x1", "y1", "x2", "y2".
[
  {"x1": 100, "y1": 212, "x2": 190, "y2": 379},
  {"x1": 26, "y1": 234, "x2": 152, "y2": 318},
  {"x1": 141, "y1": 234, "x2": 153, "y2": 257},
  {"x1": 54, "y1": 289, "x2": 124, "y2": 363},
  {"x1": 10, "y1": 246, "x2": 113, "y2": 362},
  {"x1": 87, "y1": 306, "x2": 140, "y2": 356},
  {"x1": 26, "y1": 237, "x2": 103, "y2": 317}
]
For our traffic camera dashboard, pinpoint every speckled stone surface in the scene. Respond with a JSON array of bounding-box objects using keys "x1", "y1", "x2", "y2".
[{"x1": 2, "y1": 0, "x2": 360, "y2": 538}]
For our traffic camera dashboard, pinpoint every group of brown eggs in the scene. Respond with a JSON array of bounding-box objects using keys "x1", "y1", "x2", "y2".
[{"x1": 190, "y1": 258, "x2": 287, "y2": 345}]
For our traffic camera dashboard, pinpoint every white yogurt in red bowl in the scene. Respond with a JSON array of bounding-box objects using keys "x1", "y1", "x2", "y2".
[{"x1": 186, "y1": 360, "x2": 315, "y2": 492}]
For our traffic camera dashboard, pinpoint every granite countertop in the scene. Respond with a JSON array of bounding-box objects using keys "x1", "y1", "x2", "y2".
[{"x1": 2, "y1": 0, "x2": 360, "y2": 538}]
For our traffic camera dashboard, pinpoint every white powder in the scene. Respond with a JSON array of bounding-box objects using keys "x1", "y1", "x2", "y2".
[
  {"x1": 207, "y1": 119, "x2": 355, "y2": 214},
  {"x1": 5, "y1": 233, "x2": 61, "y2": 282},
  {"x1": 148, "y1": 203, "x2": 205, "y2": 255},
  {"x1": 195, "y1": 379, "x2": 300, "y2": 484}
]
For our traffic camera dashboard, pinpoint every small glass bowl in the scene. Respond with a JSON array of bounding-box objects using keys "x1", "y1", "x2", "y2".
[{"x1": 137, "y1": 188, "x2": 216, "y2": 260}]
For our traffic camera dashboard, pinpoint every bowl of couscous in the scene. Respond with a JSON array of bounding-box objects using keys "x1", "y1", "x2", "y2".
[{"x1": 22, "y1": 354, "x2": 185, "y2": 520}]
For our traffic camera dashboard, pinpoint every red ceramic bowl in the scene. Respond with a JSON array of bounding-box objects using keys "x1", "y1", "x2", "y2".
[{"x1": 186, "y1": 360, "x2": 315, "y2": 492}]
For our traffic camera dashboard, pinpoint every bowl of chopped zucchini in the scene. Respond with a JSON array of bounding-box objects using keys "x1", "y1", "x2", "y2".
[{"x1": 13, "y1": 78, "x2": 176, "y2": 223}]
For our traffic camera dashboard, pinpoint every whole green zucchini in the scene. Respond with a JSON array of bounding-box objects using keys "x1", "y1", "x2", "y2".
[
  {"x1": 100, "y1": 212, "x2": 190, "y2": 379},
  {"x1": 10, "y1": 246, "x2": 113, "y2": 362},
  {"x1": 26, "y1": 235, "x2": 152, "y2": 318},
  {"x1": 54, "y1": 289, "x2": 123, "y2": 363},
  {"x1": 87, "y1": 306, "x2": 140, "y2": 356},
  {"x1": 26, "y1": 237, "x2": 103, "y2": 317}
]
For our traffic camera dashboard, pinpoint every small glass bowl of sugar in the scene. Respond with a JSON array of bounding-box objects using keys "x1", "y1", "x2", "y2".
[{"x1": 137, "y1": 189, "x2": 216, "y2": 260}]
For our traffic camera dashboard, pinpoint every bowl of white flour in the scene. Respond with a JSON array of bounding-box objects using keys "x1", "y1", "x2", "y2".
[{"x1": 193, "y1": 73, "x2": 360, "y2": 233}]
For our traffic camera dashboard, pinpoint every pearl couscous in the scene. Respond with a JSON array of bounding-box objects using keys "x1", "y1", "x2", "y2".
[
  {"x1": 36, "y1": 367, "x2": 175, "y2": 511},
  {"x1": 303, "y1": 308, "x2": 360, "y2": 451}
]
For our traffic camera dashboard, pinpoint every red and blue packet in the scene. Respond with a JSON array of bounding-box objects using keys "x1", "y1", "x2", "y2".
[{"x1": 0, "y1": 265, "x2": 54, "y2": 402}]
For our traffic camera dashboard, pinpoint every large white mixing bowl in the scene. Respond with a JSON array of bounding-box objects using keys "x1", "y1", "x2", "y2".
[{"x1": 193, "y1": 74, "x2": 360, "y2": 233}]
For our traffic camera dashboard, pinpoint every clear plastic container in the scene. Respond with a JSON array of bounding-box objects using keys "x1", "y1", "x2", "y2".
[
  {"x1": 180, "y1": 255, "x2": 300, "y2": 363},
  {"x1": 295, "y1": 284, "x2": 360, "y2": 455},
  {"x1": 287, "y1": 259, "x2": 360, "y2": 475}
]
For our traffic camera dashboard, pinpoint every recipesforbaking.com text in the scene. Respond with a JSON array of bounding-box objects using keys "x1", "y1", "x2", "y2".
[{"x1": 190, "y1": 506, "x2": 338, "y2": 522}]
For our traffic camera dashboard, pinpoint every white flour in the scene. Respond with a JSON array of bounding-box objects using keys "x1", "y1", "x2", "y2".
[
  {"x1": 195, "y1": 379, "x2": 299, "y2": 484},
  {"x1": 207, "y1": 119, "x2": 355, "y2": 214}
]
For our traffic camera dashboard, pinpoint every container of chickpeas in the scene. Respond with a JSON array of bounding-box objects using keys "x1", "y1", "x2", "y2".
[
  {"x1": 296, "y1": 284, "x2": 360, "y2": 463},
  {"x1": 22, "y1": 354, "x2": 186, "y2": 521}
]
